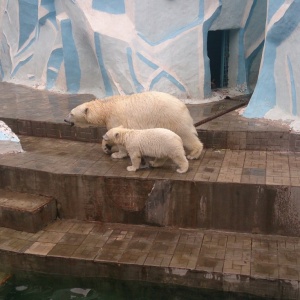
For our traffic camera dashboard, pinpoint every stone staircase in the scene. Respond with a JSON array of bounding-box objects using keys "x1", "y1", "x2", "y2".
[
  {"x1": 1, "y1": 82, "x2": 300, "y2": 298},
  {"x1": 0, "y1": 189, "x2": 56, "y2": 233}
]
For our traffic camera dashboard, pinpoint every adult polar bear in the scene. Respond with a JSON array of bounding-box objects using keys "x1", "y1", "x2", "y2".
[{"x1": 64, "y1": 91, "x2": 203, "y2": 159}]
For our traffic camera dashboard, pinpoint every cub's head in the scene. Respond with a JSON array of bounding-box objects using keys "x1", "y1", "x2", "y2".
[
  {"x1": 64, "y1": 102, "x2": 94, "y2": 127},
  {"x1": 103, "y1": 126, "x2": 125, "y2": 144}
]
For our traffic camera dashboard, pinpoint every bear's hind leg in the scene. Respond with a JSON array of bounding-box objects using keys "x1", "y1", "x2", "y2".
[
  {"x1": 182, "y1": 134, "x2": 203, "y2": 160},
  {"x1": 127, "y1": 152, "x2": 142, "y2": 172},
  {"x1": 149, "y1": 157, "x2": 167, "y2": 168},
  {"x1": 172, "y1": 155, "x2": 189, "y2": 173}
]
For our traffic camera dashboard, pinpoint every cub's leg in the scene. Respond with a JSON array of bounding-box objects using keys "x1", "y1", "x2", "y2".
[
  {"x1": 111, "y1": 145, "x2": 128, "y2": 159},
  {"x1": 127, "y1": 152, "x2": 142, "y2": 172},
  {"x1": 171, "y1": 155, "x2": 189, "y2": 173},
  {"x1": 149, "y1": 157, "x2": 167, "y2": 168}
]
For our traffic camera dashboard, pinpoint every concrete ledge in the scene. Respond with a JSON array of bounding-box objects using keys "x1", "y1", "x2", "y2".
[
  {"x1": 0, "y1": 189, "x2": 57, "y2": 233},
  {"x1": 1, "y1": 157, "x2": 300, "y2": 236},
  {"x1": 0, "y1": 221, "x2": 299, "y2": 299},
  {"x1": 2, "y1": 114, "x2": 298, "y2": 151}
]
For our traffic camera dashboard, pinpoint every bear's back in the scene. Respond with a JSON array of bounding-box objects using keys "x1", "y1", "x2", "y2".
[
  {"x1": 126, "y1": 128, "x2": 183, "y2": 158},
  {"x1": 107, "y1": 92, "x2": 193, "y2": 132}
]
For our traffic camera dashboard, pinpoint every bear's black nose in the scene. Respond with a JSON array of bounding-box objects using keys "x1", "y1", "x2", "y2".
[{"x1": 64, "y1": 119, "x2": 74, "y2": 126}]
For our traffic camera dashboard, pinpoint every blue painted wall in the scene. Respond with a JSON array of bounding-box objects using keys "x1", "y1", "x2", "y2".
[
  {"x1": 244, "y1": 0, "x2": 300, "y2": 120},
  {"x1": 0, "y1": 0, "x2": 274, "y2": 108}
]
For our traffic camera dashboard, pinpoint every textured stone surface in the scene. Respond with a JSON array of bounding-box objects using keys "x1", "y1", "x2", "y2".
[
  {"x1": 0, "y1": 220, "x2": 300, "y2": 299},
  {"x1": 1, "y1": 135, "x2": 300, "y2": 236},
  {"x1": 0, "y1": 189, "x2": 57, "y2": 233}
]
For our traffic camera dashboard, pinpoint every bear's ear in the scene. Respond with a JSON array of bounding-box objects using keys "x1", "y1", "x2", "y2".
[{"x1": 84, "y1": 107, "x2": 88, "y2": 115}]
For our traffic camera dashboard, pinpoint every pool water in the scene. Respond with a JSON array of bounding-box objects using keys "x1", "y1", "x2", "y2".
[{"x1": 0, "y1": 273, "x2": 270, "y2": 300}]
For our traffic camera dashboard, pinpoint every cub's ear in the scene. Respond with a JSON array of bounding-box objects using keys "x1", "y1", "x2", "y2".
[
  {"x1": 84, "y1": 107, "x2": 88, "y2": 114},
  {"x1": 114, "y1": 132, "x2": 119, "y2": 139}
]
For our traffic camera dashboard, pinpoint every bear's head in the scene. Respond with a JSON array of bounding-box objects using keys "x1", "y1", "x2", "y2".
[
  {"x1": 64, "y1": 103, "x2": 88, "y2": 126},
  {"x1": 64, "y1": 102, "x2": 92, "y2": 127},
  {"x1": 103, "y1": 126, "x2": 125, "y2": 144}
]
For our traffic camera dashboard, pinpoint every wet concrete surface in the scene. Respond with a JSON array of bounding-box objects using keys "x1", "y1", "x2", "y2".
[
  {"x1": 0, "y1": 82, "x2": 248, "y2": 125},
  {"x1": 0, "y1": 135, "x2": 300, "y2": 237},
  {"x1": 1, "y1": 82, "x2": 297, "y2": 152},
  {"x1": 0, "y1": 220, "x2": 299, "y2": 299},
  {"x1": 1, "y1": 82, "x2": 300, "y2": 298}
]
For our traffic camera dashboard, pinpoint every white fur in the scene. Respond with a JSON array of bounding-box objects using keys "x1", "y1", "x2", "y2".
[
  {"x1": 103, "y1": 127, "x2": 189, "y2": 173},
  {"x1": 65, "y1": 91, "x2": 203, "y2": 159}
]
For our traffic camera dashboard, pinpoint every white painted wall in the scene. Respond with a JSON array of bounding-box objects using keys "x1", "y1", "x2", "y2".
[{"x1": 0, "y1": 0, "x2": 266, "y2": 101}]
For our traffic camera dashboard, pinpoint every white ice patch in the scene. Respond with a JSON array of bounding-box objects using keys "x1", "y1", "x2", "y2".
[
  {"x1": 15, "y1": 285, "x2": 28, "y2": 291},
  {"x1": 70, "y1": 288, "x2": 91, "y2": 297},
  {"x1": 264, "y1": 106, "x2": 300, "y2": 132},
  {"x1": 181, "y1": 87, "x2": 245, "y2": 104},
  {"x1": 0, "y1": 120, "x2": 24, "y2": 154}
]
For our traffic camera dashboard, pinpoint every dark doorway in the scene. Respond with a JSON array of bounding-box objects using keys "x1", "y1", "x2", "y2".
[{"x1": 207, "y1": 30, "x2": 229, "y2": 89}]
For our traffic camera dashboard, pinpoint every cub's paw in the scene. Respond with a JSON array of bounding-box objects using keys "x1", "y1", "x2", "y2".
[
  {"x1": 187, "y1": 155, "x2": 197, "y2": 160},
  {"x1": 127, "y1": 166, "x2": 137, "y2": 172},
  {"x1": 176, "y1": 168, "x2": 188, "y2": 174},
  {"x1": 111, "y1": 152, "x2": 128, "y2": 159},
  {"x1": 149, "y1": 160, "x2": 155, "y2": 167}
]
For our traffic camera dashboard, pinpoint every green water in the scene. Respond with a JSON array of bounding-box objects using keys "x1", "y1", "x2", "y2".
[{"x1": 0, "y1": 273, "x2": 269, "y2": 300}]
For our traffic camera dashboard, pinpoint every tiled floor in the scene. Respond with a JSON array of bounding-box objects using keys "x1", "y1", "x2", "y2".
[
  {"x1": 0, "y1": 135, "x2": 299, "y2": 186},
  {"x1": 0, "y1": 220, "x2": 300, "y2": 294},
  {"x1": 1, "y1": 82, "x2": 300, "y2": 298}
]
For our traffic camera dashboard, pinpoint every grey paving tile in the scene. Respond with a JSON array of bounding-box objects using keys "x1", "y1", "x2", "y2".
[
  {"x1": 144, "y1": 252, "x2": 173, "y2": 267},
  {"x1": 47, "y1": 244, "x2": 79, "y2": 258},
  {"x1": 251, "y1": 261, "x2": 279, "y2": 279},
  {"x1": 25, "y1": 241, "x2": 56, "y2": 256},
  {"x1": 58, "y1": 233, "x2": 87, "y2": 246},
  {"x1": 68, "y1": 222, "x2": 95, "y2": 235},
  {"x1": 38, "y1": 231, "x2": 65, "y2": 244},
  {"x1": 0, "y1": 237, "x2": 32, "y2": 253},
  {"x1": 119, "y1": 250, "x2": 148, "y2": 265},
  {"x1": 71, "y1": 244, "x2": 101, "y2": 260}
]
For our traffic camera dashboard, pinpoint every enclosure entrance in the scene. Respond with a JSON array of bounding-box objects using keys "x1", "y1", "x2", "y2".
[{"x1": 207, "y1": 30, "x2": 229, "y2": 89}]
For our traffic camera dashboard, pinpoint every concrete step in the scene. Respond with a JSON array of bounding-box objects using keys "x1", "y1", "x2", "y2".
[
  {"x1": 4, "y1": 81, "x2": 297, "y2": 152},
  {"x1": 0, "y1": 219, "x2": 299, "y2": 299},
  {"x1": 1, "y1": 135, "x2": 300, "y2": 237},
  {"x1": 0, "y1": 189, "x2": 57, "y2": 233}
]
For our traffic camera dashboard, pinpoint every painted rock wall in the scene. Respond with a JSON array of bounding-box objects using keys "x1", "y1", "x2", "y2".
[
  {"x1": 0, "y1": 0, "x2": 264, "y2": 100},
  {"x1": 244, "y1": 0, "x2": 300, "y2": 123}
]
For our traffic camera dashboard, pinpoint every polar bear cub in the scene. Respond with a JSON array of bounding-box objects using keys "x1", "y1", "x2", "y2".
[{"x1": 103, "y1": 126, "x2": 189, "y2": 173}]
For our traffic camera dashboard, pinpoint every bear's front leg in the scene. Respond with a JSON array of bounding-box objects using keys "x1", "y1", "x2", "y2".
[
  {"x1": 127, "y1": 152, "x2": 141, "y2": 172},
  {"x1": 111, "y1": 145, "x2": 128, "y2": 159}
]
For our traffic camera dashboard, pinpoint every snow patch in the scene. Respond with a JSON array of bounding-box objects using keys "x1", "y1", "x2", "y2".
[
  {"x1": 0, "y1": 121, "x2": 24, "y2": 154},
  {"x1": 265, "y1": 106, "x2": 300, "y2": 132},
  {"x1": 181, "y1": 87, "x2": 245, "y2": 104}
]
